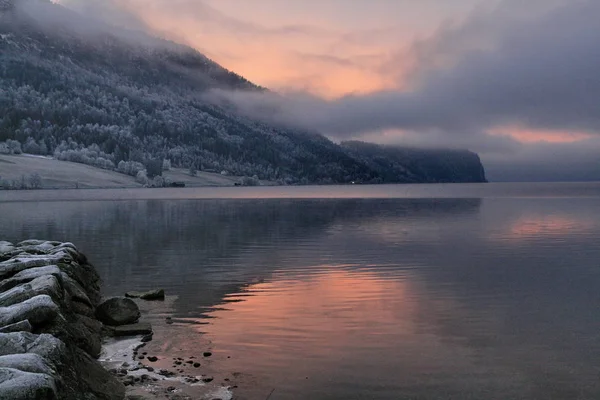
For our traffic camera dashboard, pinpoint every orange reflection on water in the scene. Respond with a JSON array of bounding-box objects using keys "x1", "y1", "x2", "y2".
[
  {"x1": 507, "y1": 215, "x2": 594, "y2": 239},
  {"x1": 201, "y1": 269, "x2": 418, "y2": 356},
  {"x1": 190, "y1": 267, "x2": 480, "y2": 395}
]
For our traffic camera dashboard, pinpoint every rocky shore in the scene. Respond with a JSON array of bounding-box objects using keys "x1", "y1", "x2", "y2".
[
  {"x1": 0, "y1": 239, "x2": 127, "y2": 399},
  {"x1": 0, "y1": 240, "x2": 236, "y2": 400}
]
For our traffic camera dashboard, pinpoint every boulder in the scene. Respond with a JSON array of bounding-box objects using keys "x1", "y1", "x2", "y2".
[
  {"x1": 0, "y1": 332, "x2": 125, "y2": 400},
  {"x1": 16, "y1": 240, "x2": 47, "y2": 247},
  {"x1": 125, "y1": 289, "x2": 165, "y2": 301},
  {"x1": 0, "y1": 275, "x2": 63, "y2": 308},
  {"x1": 0, "y1": 321, "x2": 32, "y2": 334},
  {"x1": 57, "y1": 344, "x2": 125, "y2": 400},
  {"x1": 0, "y1": 242, "x2": 127, "y2": 400},
  {"x1": 0, "y1": 295, "x2": 60, "y2": 329},
  {"x1": 0, "y1": 284, "x2": 35, "y2": 308},
  {"x1": 0, "y1": 265, "x2": 62, "y2": 293},
  {"x1": 0, "y1": 241, "x2": 14, "y2": 255},
  {"x1": 0, "y1": 333, "x2": 65, "y2": 364},
  {"x1": 0, "y1": 253, "x2": 70, "y2": 280},
  {"x1": 95, "y1": 297, "x2": 140, "y2": 326},
  {"x1": 68, "y1": 315, "x2": 103, "y2": 358},
  {"x1": 60, "y1": 273, "x2": 92, "y2": 307},
  {"x1": 56, "y1": 262, "x2": 101, "y2": 306},
  {"x1": 29, "y1": 275, "x2": 64, "y2": 303},
  {"x1": 106, "y1": 323, "x2": 153, "y2": 337},
  {"x1": 0, "y1": 367, "x2": 58, "y2": 400},
  {"x1": 0, "y1": 354, "x2": 55, "y2": 376}
]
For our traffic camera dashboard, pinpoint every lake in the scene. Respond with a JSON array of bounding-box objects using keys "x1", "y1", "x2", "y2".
[{"x1": 2, "y1": 182, "x2": 600, "y2": 399}]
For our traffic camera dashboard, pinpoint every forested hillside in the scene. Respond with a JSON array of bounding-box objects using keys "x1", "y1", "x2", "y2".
[
  {"x1": 342, "y1": 141, "x2": 487, "y2": 183},
  {"x1": 0, "y1": 0, "x2": 486, "y2": 184}
]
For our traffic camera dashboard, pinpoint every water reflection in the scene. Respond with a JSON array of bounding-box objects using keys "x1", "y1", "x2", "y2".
[{"x1": 1, "y1": 190, "x2": 600, "y2": 399}]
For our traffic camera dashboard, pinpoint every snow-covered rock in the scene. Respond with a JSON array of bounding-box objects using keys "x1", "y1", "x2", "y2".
[
  {"x1": 0, "y1": 354, "x2": 55, "y2": 376},
  {"x1": 0, "y1": 332, "x2": 64, "y2": 361},
  {"x1": 0, "y1": 240, "x2": 125, "y2": 400},
  {"x1": 0, "y1": 320, "x2": 33, "y2": 334},
  {"x1": 0, "y1": 252, "x2": 70, "y2": 279},
  {"x1": 0, "y1": 241, "x2": 14, "y2": 255},
  {"x1": 0, "y1": 275, "x2": 63, "y2": 308},
  {"x1": 0, "y1": 295, "x2": 60, "y2": 328},
  {"x1": 0, "y1": 265, "x2": 62, "y2": 293},
  {"x1": 0, "y1": 367, "x2": 58, "y2": 400}
]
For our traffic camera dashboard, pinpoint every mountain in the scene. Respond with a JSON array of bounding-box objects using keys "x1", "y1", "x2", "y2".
[
  {"x1": 341, "y1": 141, "x2": 487, "y2": 183},
  {"x1": 0, "y1": 0, "x2": 486, "y2": 184}
]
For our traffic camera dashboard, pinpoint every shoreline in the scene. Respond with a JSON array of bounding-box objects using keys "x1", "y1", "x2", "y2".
[
  {"x1": 0, "y1": 154, "x2": 275, "y2": 191},
  {"x1": 101, "y1": 296, "x2": 235, "y2": 400},
  {"x1": 0, "y1": 239, "x2": 124, "y2": 399},
  {"x1": 0, "y1": 240, "x2": 234, "y2": 399}
]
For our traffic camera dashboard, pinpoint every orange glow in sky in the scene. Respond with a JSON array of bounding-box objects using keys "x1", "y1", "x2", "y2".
[
  {"x1": 55, "y1": 0, "x2": 596, "y2": 147},
  {"x1": 81, "y1": 0, "x2": 491, "y2": 98},
  {"x1": 129, "y1": 9, "x2": 404, "y2": 98},
  {"x1": 489, "y1": 126, "x2": 592, "y2": 144}
]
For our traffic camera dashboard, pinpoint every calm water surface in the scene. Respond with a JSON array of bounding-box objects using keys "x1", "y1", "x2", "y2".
[{"x1": 2, "y1": 183, "x2": 600, "y2": 399}]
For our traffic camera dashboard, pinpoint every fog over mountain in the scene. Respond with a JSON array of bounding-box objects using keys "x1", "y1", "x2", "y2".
[
  {"x1": 0, "y1": 0, "x2": 486, "y2": 184},
  {"x1": 55, "y1": 0, "x2": 600, "y2": 182}
]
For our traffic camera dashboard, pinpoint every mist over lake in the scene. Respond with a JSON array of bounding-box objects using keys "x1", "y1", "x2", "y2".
[{"x1": 2, "y1": 183, "x2": 600, "y2": 399}]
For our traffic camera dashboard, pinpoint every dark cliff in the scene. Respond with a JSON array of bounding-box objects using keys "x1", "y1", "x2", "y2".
[{"x1": 341, "y1": 141, "x2": 487, "y2": 183}]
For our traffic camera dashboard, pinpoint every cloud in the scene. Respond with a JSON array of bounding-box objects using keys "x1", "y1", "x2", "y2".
[
  {"x1": 298, "y1": 0, "x2": 600, "y2": 136},
  {"x1": 52, "y1": 0, "x2": 600, "y2": 180},
  {"x1": 56, "y1": 0, "x2": 401, "y2": 97},
  {"x1": 203, "y1": 0, "x2": 600, "y2": 181}
]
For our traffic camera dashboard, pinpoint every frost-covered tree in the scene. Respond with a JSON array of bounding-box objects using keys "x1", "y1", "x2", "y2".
[
  {"x1": 144, "y1": 159, "x2": 163, "y2": 179},
  {"x1": 135, "y1": 170, "x2": 149, "y2": 185},
  {"x1": 28, "y1": 173, "x2": 42, "y2": 189}
]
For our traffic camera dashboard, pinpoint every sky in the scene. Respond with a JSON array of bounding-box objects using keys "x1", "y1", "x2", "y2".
[{"x1": 58, "y1": 0, "x2": 600, "y2": 182}]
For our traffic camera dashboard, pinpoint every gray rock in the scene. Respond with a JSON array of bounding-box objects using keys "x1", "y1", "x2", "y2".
[
  {"x1": 16, "y1": 240, "x2": 47, "y2": 247},
  {"x1": 0, "y1": 275, "x2": 63, "y2": 308},
  {"x1": 49, "y1": 246, "x2": 79, "y2": 261},
  {"x1": 53, "y1": 242, "x2": 76, "y2": 251},
  {"x1": 125, "y1": 289, "x2": 165, "y2": 300},
  {"x1": 0, "y1": 367, "x2": 58, "y2": 400},
  {"x1": 0, "y1": 265, "x2": 62, "y2": 293},
  {"x1": 70, "y1": 301, "x2": 94, "y2": 318},
  {"x1": 58, "y1": 344, "x2": 125, "y2": 400},
  {"x1": 0, "y1": 253, "x2": 69, "y2": 280},
  {"x1": 19, "y1": 242, "x2": 56, "y2": 255},
  {"x1": 0, "y1": 242, "x2": 127, "y2": 400},
  {"x1": 11, "y1": 265, "x2": 61, "y2": 281},
  {"x1": 56, "y1": 263, "x2": 101, "y2": 306},
  {"x1": 0, "y1": 241, "x2": 14, "y2": 255},
  {"x1": 0, "y1": 354, "x2": 55, "y2": 376},
  {"x1": 0, "y1": 284, "x2": 35, "y2": 308},
  {"x1": 0, "y1": 333, "x2": 65, "y2": 364},
  {"x1": 60, "y1": 272, "x2": 92, "y2": 307},
  {"x1": 95, "y1": 297, "x2": 140, "y2": 326},
  {"x1": 28, "y1": 275, "x2": 63, "y2": 303},
  {"x1": 0, "y1": 321, "x2": 32, "y2": 334},
  {"x1": 0, "y1": 295, "x2": 60, "y2": 328},
  {"x1": 107, "y1": 323, "x2": 153, "y2": 337},
  {"x1": 68, "y1": 315, "x2": 103, "y2": 358}
]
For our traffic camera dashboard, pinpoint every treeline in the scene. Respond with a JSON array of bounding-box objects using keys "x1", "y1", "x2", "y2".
[{"x1": 0, "y1": 173, "x2": 42, "y2": 190}]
